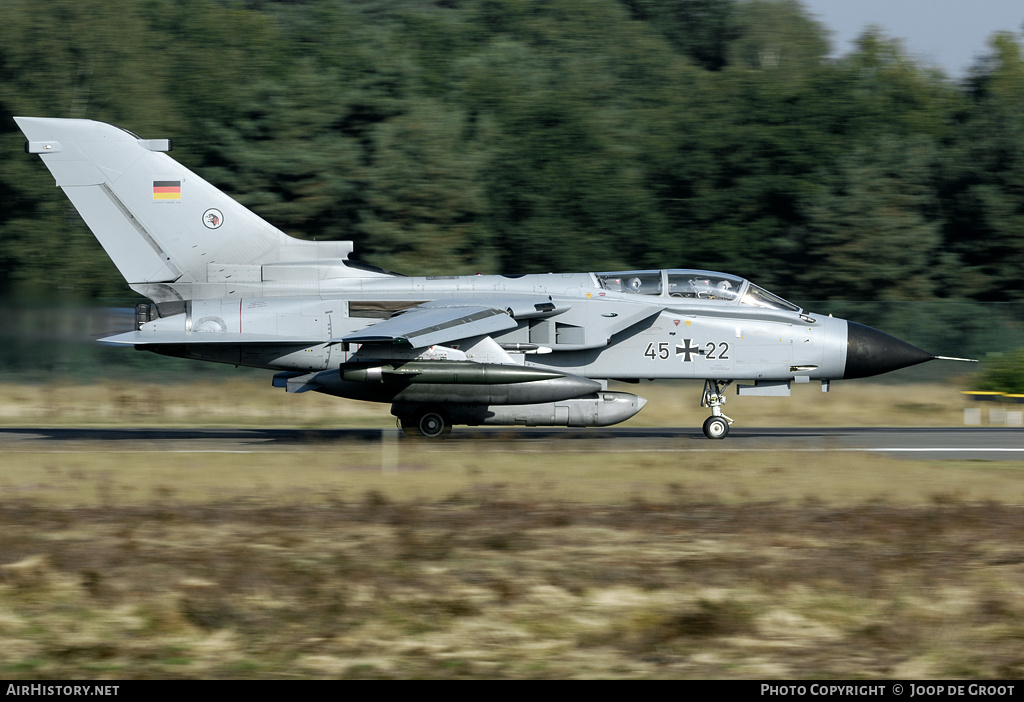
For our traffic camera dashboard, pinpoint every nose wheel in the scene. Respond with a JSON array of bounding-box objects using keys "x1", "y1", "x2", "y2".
[
  {"x1": 702, "y1": 415, "x2": 730, "y2": 439},
  {"x1": 701, "y1": 380, "x2": 734, "y2": 440}
]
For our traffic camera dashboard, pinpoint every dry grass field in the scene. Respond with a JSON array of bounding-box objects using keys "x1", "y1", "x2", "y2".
[{"x1": 0, "y1": 379, "x2": 1022, "y2": 679}]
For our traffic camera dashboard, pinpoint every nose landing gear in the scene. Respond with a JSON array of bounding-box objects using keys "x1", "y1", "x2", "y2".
[{"x1": 701, "y1": 380, "x2": 734, "y2": 439}]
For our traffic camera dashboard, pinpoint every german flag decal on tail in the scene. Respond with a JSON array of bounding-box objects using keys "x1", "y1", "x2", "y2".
[{"x1": 152, "y1": 180, "x2": 181, "y2": 200}]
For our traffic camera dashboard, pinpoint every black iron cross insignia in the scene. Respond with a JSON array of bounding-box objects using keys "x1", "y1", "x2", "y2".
[{"x1": 676, "y1": 339, "x2": 699, "y2": 362}]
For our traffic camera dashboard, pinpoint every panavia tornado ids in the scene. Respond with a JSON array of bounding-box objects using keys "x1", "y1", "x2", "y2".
[{"x1": 16, "y1": 117, "x2": 975, "y2": 438}]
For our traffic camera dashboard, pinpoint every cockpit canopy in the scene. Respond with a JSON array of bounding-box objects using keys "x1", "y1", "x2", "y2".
[{"x1": 594, "y1": 269, "x2": 801, "y2": 312}]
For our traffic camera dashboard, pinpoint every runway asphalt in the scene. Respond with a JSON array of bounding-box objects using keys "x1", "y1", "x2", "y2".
[{"x1": 0, "y1": 426, "x2": 1022, "y2": 460}]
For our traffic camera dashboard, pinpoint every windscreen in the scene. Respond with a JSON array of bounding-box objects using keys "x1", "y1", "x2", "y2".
[{"x1": 741, "y1": 284, "x2": 801, "y2": 312}]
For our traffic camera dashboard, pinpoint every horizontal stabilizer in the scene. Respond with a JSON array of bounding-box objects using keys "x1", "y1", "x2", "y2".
[{"x1": 272, "y1": 372, "x2": 321, "y2": 393}]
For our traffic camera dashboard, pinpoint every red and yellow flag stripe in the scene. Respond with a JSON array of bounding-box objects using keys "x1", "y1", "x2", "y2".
[{"x1": 152, "y1": 180, "x2": 181, "y2": 200}]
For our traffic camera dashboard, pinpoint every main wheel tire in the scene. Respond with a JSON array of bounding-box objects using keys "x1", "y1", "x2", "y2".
[
  {"x1": 702, "y1": 416, "x2": 729, "y2": 440},
  {"x1": 399, "y1": 416, "x2": 419, "y2": 437},
  {"x1": 414, "y1": 407, "x2": 452, "y2": 439}
]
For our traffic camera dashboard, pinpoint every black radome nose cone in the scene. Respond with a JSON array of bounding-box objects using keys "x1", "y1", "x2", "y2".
[{"x1": 844, "y1": 321, "x2": 934, "y2": 379}]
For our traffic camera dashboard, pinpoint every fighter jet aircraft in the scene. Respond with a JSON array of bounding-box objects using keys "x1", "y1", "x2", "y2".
[{"x1": 15, "y1": 117, "x2": 974, "y2": 438}]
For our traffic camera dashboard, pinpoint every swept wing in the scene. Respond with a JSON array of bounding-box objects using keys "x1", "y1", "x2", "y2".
[
  {"x1": 99, "y1": 331, "x2": 323, "y2": 345},
  {"x1": 338, "y1": 303, "x2": 520, "y2": 348}
]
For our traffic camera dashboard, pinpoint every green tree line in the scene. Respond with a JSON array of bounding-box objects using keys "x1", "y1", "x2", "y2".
[{"x1": 2, "y1": 0, "x2": 1023, "y2": 308}]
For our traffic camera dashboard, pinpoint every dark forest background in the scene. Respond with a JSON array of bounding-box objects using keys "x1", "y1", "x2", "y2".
[{"x1": 2, "y1": 0, "x2": 1024, "y2": 314}]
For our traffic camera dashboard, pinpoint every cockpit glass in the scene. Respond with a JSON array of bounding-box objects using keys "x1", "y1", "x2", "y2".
[
  {"x1": 594, "y1": 270, "x2": 801, "y2": 312},
  {"x1": 666, "y1": 272, "x2": 741, "y2": 301},
  {"x1": 741, "y1": 284, "x2": 801, "y2": 312},
  {"x1": 596, "y1": 272, "x2": 663, "y2": 295}
]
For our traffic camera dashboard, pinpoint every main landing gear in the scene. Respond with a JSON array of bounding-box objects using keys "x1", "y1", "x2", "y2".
[
  {"x1": 701, "y1": 380, "x2": 734, "y2": 439},
  {"x1": 398, "y1": 405, "x2": 453, "y2": 439}
]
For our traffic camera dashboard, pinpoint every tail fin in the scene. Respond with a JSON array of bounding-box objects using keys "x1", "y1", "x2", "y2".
[{"x1": 15, "y1": 117, "x2": 358, "y2": 299}]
